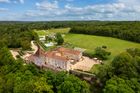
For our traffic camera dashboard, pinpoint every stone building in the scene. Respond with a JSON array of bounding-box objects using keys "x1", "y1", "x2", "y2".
[
  {"x1": 57, "y1": 47, "x2": 82, "y2": 61},
  {"x1": 26, "y1": 46, "x2": 82, "y2": 71}
]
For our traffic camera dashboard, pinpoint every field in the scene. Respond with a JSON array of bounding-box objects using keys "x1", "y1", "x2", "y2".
[
  {"x1": 64, "y1": 33, "x2": 140, "y2": 60},
  {"x1": 35, "y1": 28, "x2": 70, "y2": 36}
]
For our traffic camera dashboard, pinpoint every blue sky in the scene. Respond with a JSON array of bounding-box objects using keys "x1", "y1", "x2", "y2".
[{"x1": 0, "y1": 0, "x2": 139, "y2": 21}]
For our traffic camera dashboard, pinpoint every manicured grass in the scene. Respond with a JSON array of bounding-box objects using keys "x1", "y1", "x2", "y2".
[
  {"x1": 64, "y1": 33, "x2": 140, "y2": 60},
  {"x1": 35, "y1": 28, "x2": 70, "y2": 36},
  {"x1": 48, "y1": 28, "x2": 70, "y2": 34},
  {"x1": 34, "y1": 30, "x2": 48, "y2": 36}
]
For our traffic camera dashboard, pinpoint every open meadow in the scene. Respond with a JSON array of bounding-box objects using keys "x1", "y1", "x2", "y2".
[
  {"x1": 35, "y1": 28, "x2": 70, "y2": 36},
  {"x1": 64, "y1": 33, "x2": 140, "y2": 60}
]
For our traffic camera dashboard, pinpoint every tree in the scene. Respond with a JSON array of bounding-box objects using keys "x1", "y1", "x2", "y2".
[
  {"x1": 13, "y1": 71, "x2": 35, "y2": 93},
  {"x1": 20, "y1": 40, "x2": 31, "y2": 50},
  {"x1": 0, "y1": 77, "x2": 4, "y2": 93},
  {"x1": 92, "y1": 49, "x2": 140, "y2": 93},
  {"x1": 58, "y1": 75, "x2": 90, "y2": 93},
  {"x1": 45, "y1": 35, "x2": 53, "y2": 42},
  {"x1": 94, "y1": 47, "x2": 111, "y2": 60},
  {"x1": 133, "y1": 56, "x2": 140, "y2": 75},
  {"x1": 111, "y1": 52, "x2": 137, "y2": 78},
  {"x1": 0, "y1": 47, "x2": 15, "y2": 66},
  {"x1": 103, "y1": 77, "x2": 135, "y2": 93},
  {"x1": 55, "y1": 33, "x2": 64, "y2": 45},
  {"x1": 58, "y1": 81, "x2": 76, "y2": 93},
  {"x1": 33, "y1": 77, "x2": 53, "y2": 93},
  {"x1": 127, "y1": 48, "x2": 140, "y2": 57}
]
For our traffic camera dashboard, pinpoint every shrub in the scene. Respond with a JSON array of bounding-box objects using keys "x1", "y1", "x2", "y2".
[
  {"x1": 16, "y1": 55, "x2": 20, "y2": 58},
  {"x1": 94, "y1": 47, "x2": 111, "y2": 60},
  {"x1": 83, "y1": 51, "x2": 95, "y2": 58},
  {"x1": 102, "y1": 45, "x2": 107, "y2": 49}
]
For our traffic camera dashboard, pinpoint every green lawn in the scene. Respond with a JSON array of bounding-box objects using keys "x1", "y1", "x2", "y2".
[
  {"x1": 34, "y1": 30, "x2": 48, "y2": 36},
  {"x1": 64, "y1": 33, "x2": 140, "y2": 60},
  {"x1": 35, "y1": 28, "x2": 70, "y2": 36},
  {"x1": 48, "y1": 28, "x2": 70, "y2": 34}
]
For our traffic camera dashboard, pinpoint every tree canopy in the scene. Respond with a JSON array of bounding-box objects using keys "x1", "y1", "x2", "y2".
[{"x1": 92, "y1": 48, "x2": 140, "y2": 93}]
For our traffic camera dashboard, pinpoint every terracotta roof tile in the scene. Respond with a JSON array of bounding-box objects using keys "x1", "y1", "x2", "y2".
[
  {"x1": 57, "y1": 47, "x2": 81, "y2": 55},
  {"x1": 45, "y1": 52, "x2": 68, "y2": 62}
]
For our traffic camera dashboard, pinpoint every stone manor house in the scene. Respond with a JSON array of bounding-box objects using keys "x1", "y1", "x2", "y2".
[{"x1": 26, "y1": 46, "x2": 82, "y2": 71}]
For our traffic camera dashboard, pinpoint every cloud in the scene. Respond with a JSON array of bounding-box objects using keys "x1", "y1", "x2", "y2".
[
  {"x1": 26, "y1": 1, "x2": 127, "y2": 20},
  {"x1": 2, "y1": 0, "x2": 140, "y2": 21},
  {"x1": 0, "y1": 8, "x2": 8, "y2": 12},
  {"x1": 118, "y1": 0, "x2": 140, "y2": 13},
  {"x1": 0, "y1": 0, "x2": 24, "y2": 4},
  {"x1": 36, "y1": 1, "x2": 58, "y2": 10},
  {"x1": 19, "y1": 0, "x2": 24, "y2": 4},
  {"x1": 0, "y1": 0, "x2": 10, "y2": 3}
]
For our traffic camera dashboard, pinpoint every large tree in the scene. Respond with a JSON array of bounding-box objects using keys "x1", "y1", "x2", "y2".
[
  {"x1": 58, "y1": 75, "x2": 90, "y2": 93},
  {"x1": 103, "y1": 77, "x2": 135, "y2": 93},
  {"x1": 55, "y1": 33, "x2": 64, "y2": 45}
]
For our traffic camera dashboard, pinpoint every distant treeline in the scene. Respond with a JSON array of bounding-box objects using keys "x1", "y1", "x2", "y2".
[
  {"x1": 0, "y1": 21, "x2": 140, "y2": 50},
  {"x1": 0, "y1": 21, "x2": 79, "y2": 49},
  {"x1": 0, "y1": 21, "x2": 102, "y2": 49},
  {"x1": 69, "y1": 21, "x2": 140, "y2": 43}
]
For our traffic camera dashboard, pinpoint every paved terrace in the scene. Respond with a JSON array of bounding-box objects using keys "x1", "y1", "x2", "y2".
[{"x1": 72, "y1": 57, "x2": 100, "y2": 71}]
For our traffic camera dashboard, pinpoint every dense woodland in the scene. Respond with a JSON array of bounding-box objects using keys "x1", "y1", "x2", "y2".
[
  {"x1": 0, "y1": 23, "x2": 38, "y2": 50},
  {"x1": 0, "y1": 21, "x2": 140, "y2": 93}
]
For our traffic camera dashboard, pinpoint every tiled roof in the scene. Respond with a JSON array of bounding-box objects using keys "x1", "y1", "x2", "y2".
[
  {"x1": 57, "y1": 47, "x2": 81, "y2": 55},
  {"x1": 34, "y1": 46, "x2": 81, "y2": 62},
  {"x1": 45, "y1": 52, "x2": 68, "y2": 62}
]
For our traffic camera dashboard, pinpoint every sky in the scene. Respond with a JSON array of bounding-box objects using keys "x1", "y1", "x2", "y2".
[{"x1": 0, "y1": 0, "x2": 140, "y2": 21}]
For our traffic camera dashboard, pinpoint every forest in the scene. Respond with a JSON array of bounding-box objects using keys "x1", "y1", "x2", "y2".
[
  {"x1": 0, "y1": 23, "x2": 38, "y2": 50},
  {"x1": 0, "y1": 21, "x2": 140, "y2": 93}
]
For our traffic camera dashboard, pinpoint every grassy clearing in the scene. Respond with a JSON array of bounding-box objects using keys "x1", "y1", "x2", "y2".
[
  {"x1": 35, "y1": 28, "x2": 70, "y2": 36},
  {"x1": 48, "y1": 28, "x2": 70, "y2": 34},
  {"x1": 64, "y1": 33, "x2": 140, "y2": 60},
  {"x1": 34, "y1": 30, "x2": 48, "y2": 36}
]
